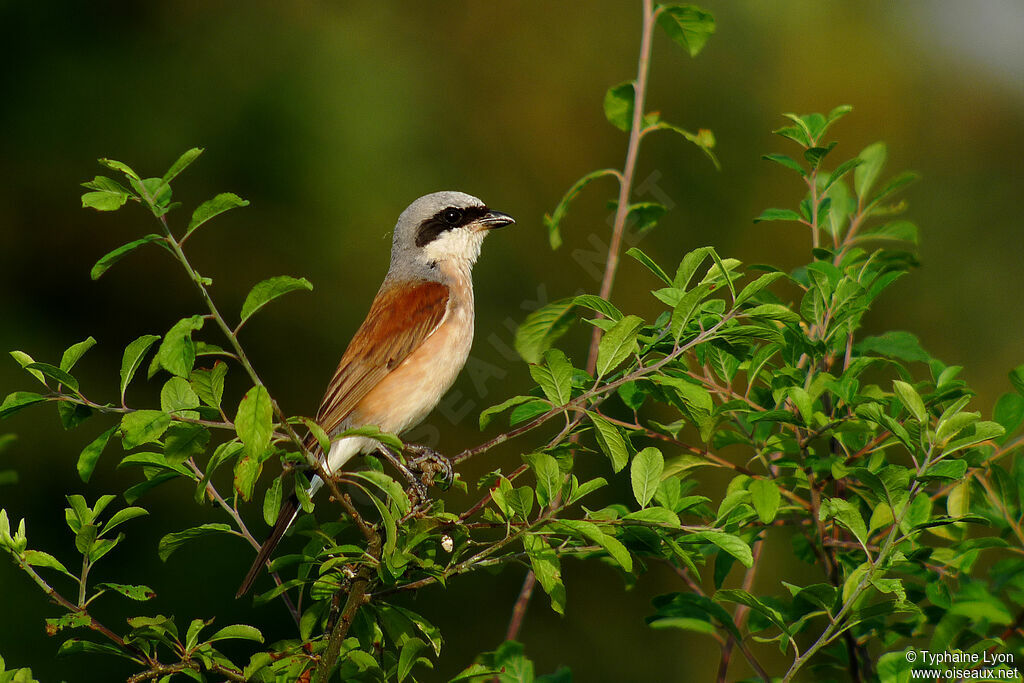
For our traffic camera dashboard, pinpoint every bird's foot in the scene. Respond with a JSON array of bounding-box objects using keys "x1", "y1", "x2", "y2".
[
  {"x1": 375, "y1": 446, "x2": 430, "y2": 509},
  {"x1": 404, "y1": 444, "x2": 455, "y2": 491}
]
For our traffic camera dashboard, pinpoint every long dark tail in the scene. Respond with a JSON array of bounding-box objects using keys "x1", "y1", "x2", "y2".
[{"x1": 236, "y1": 494, "x2": 300, "y2": 598}]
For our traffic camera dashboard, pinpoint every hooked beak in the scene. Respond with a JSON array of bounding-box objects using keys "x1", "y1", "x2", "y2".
[{"x1": 475, "y1": 210, "x2": 515, "y2": 230}]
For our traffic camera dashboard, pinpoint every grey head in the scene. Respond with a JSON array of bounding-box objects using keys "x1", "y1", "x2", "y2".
[{"x1": 387, "y1": 191, "x2": 514, "y2": 281}]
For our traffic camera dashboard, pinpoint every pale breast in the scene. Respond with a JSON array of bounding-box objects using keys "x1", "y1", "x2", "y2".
[{"x1": 350, "y1": 270, "x2": 475, "y2": 435}]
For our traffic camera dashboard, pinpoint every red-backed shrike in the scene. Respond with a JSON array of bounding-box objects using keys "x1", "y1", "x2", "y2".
[{"x1": 237, "y1": 191, "x2": 514, "y2": 596}]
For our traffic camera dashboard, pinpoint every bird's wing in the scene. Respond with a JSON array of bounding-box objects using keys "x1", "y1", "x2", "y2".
[{"x1": 314, "y1": 279, "x2": 450, "y2": 440}]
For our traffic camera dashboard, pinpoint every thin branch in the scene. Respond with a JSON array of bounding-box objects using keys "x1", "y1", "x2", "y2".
[
  {"x1": 314, "y1": 531, "x2": 381, "y2": 683},
  {"x1": 457, "y1": 312, "x2": 736, "y2": 467},
  {"x1": 716, "y1": 540, "x2": 769, "y2": 683},
  {"x1": 184, "y1": 459, "x2": 301, "y2": 627},
  {"x1": 504, "y1": 572, "x2": 537, "y2": 642},
  {"x1": 6, "y1": 550, "x2": 150, "y2": 665},
  {"x1": 586, "y1": 0, "x2": 659, "y2": 374}
]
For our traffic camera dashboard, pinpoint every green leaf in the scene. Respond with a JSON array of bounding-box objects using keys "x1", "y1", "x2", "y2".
[
  {"x1": 351, "y1": 470, "x2": 411, "y2": 515},
  {"x1": 157, "y1": 316, "x2": 205, "y2": 378},
  {"x1": 853, "y1": 220, "x2": 919, "y2": 245},
  {"x1": 336, "y1": 424, "x2": 403, "y2": 452},
  {"x1": 60, "y1": 337, "x2": 96, "y2": 373},
  {"x1": 126, "y1": 176, "x2": 170, "y2": 216},
  {"x1": 625, "y1": 506, "x2": 680, "y2": 527},
  {"x1": 119, "y1": 410, "x2": 171, "y2": 449},
  {"x1": 647, "y1": 617, "x2": 716, "y2": 635},
  {"x1": 529, "y1": 349, "x2": 573, "y2": 406},
  {"x1": 479, "y1": 396, "x2": 536, "y2": 430},
  {"x1": 820, "y1": 498, "x2": 869, "y2": 548},
  {"x1": 559, "y1": 519, "x2": 633, "y2": 572},
  {"x1": 744, "y1": 303, "x2": 800, "y2": 324},
  {"x1": 626, "y1": 248, "x2": 671, "y2": 284},
  {"x1": 263, "y1": 477, "x2": 283, "y2": 526},
  {"x1": 854, "y1": 142, "x2": 886, "y2": 198},
  {"x1": 162, "y1": 147, "x2": 203, "y2": 183},
  {"x1": 58, "y1": 638, "x2": 137, "y2": 660},
  {"x1": 735, "y1": 271, "x2": 785, "y2": 306},
  {"x1": 124, "y1": 472, "x2": 177, "y2": 504},
  {"x1": 207, "y1": 624, "x2": 264, "y2": 643},
  {"x1": 749, "y1": 479, "x2": 781, "y2": 524},
  {"x1": 91, "y1": 234, "x2": 166, "y2": 280},
  {"x1": 877, "y1": 651, "x2": 914, "y2": 683},
  {"x1": 571, "y1": 294, "x2": 623, "y2": 321},
  {"x1": 645, "y1": 123, "x2": 719, "y2": 168},
  {"x1": 397, "y1": 637, "x2": 429, "y2": 682},
  {"x1": 656, "y1": 4, "x2": 715, "y2": 57},
  {"x1": 544, "y1": 170, "x2": 619, "y2": 250},
  {"x1": 603, "y1": 81, "x2": 635, "y2": 132},
  {"x1": 856, "y1": 331, "x2": 931, "y2": 363},
  {"x1": 630, "y1": 447, "x2": 663, "y2": 508},
  {"x1": 803, "y1": 142, "x2": 836, "y2": 168},
  {"x1": 1004, "y1": 364, "x2": 1024, "y2": 396},
  {"x1": 189, "y1": 361, "x2": 227, "y2": 409},
  {"x1": 119, "y1": 334, "x2": 160, "y2": 401},
  {"x1": 160, "y1": 377, "x2": 199, "y2": 418},
  {"x1": 622, "y1": 202, "x2": 667, "y2": 237},
  {"x1": 23, "y1": 550, "x2": 74, "y2": 578},
  {"x1": 918, "y1": 460, "x2": 968, "y2": 482},
  {"x1": 761, "y1": 153, "x2": 805, "y2": 176},
  {"x1": 185, "y1": 618, "x2": 208, "y2": 651},
  {"x1": 714, "y1": 588, "x2": 791, "y2": 636},
  {"x1": 293, "y1": 417, "x2": 328, "y2": 458},
  {"x1": 239, "y1": 276, "x2": 313, "y2": 327},
  {"x1": 993, "y1": 392, "x2": 1024, "y2": 440},
  {"x1": 596, "y1": 315, "x2": 644, "y2": 377},
  {"x1": 81, "y1": 174, "x2": 132, "y2": 195},
  {"x1": 515, "y1": 298, "x2": 575, "y2": 363},
  {"x1": 97, "y1": 157, "x2": 140, "y2": 180},
  {"x1": 163, "y1": 423, "x2": 211, "y2": 464},
  {"x1": 941, "y1": 421, "x2": 1004, "y2": 457},
  {"x1": 893, "y1": 380, "x2": 927, "y2": 422},
  {"x1": 568, "y1": 477, "x2": 608, "y2": 506},
  {"x1": 753, "y1": 208, "x2": 802, "y2": 223},
  {"x1": 187, "y1": 192, "x2": 249, "y2": 235},
  {"x1": 507, "y1": 486, "x2": 534, "y2": 521},
  {"x1": 697, "y1": 531, "x2": 753, "y2": 567},
  {"x1": 236, "y1": 385, "x2": 273, "y2": 460},
  {"x1": 81, "y1": 189, "x2": 128, "y2": 211},
  {"x1": 10, "y1": 351, "x2": 45, "y2": 384},
  {"x1": 671, "y1": 249, "x2": 712, "y2": 291},
  {"x1": 867, "y1": 171, "x2": 919, "y2": 209},
  {"x1": 77, "y1": 425, "x2": 118, "y2": 483},
  {"x1": 524, "y1": 534, "x2": 566, "y2": 615},
  {"x1": 101, "y1": 507, "x2": 148, "y2": 536},
  {"x1": 24, "y1": 362, "x2": 78, "y2": 392},
  {"x1": 158, "y1": 523, "x2": 233, "y2": 561},
  {"x1": 589, "y1": 412, "x2": 629, "y2": 473},
  {"x1": 525, "y1": 453, "x2": 561, "y2": 509},
  {"x1": 823, "y1": 158, "x2": 862, "y2": 191}
]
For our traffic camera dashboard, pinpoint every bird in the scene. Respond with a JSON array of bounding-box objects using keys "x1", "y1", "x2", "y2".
[{"x1": 236, "y1": 191, "x2": 514, "y2": 597}]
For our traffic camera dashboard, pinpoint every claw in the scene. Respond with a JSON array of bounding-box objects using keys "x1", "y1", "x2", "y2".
[
  {"x1": 404, "y1": 444, "x2": 455, "y2": 490},
  {"x1": 375, "y1": 445, "x2": 429, "y2": 507}
]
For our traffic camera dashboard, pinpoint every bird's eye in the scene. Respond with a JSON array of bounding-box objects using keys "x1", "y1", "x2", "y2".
[{"x1": 442, "y1": 208, "x2": 463, "y2": 225}]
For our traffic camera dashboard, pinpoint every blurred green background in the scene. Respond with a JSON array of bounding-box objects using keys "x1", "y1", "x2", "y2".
[{"x1": 1, "y1": 2, "x2": 1022, "y2": 680}]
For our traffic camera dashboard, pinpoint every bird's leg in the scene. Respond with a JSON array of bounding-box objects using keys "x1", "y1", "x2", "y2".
[
  {"x1": 403, "y1": 443, "x2": 455, "y2": 491},
  {"x1": 375, "y1": 445, "x2": 429, "y2": 508}
]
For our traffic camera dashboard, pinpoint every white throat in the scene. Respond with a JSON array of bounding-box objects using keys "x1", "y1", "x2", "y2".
[{"x1": 421, "y1": 228, "x2": 486, "y2": 272}]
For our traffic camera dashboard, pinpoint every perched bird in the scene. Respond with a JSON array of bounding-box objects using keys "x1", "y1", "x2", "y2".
[{"x1": 236, "y1": 191, "x2": 513, "y2": 597}]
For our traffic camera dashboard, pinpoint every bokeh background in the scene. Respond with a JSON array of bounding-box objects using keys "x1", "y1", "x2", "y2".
[{"x1": 1, "y1": 2, "x2": 1022, "y2": 680}]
